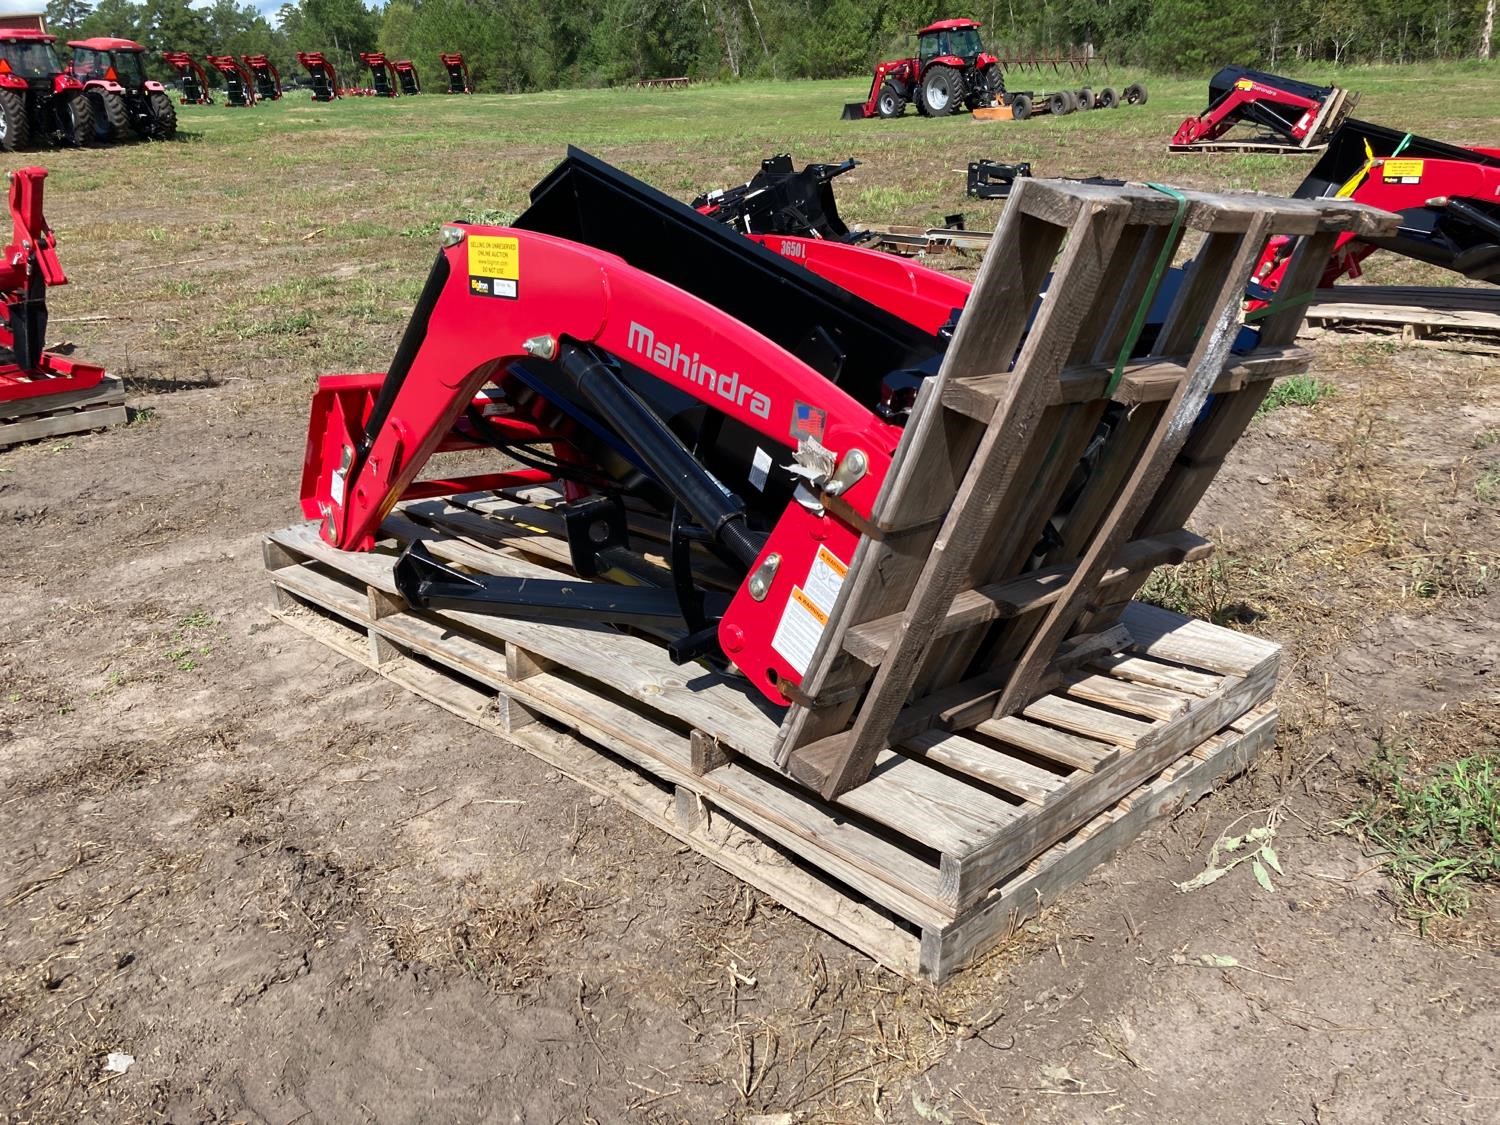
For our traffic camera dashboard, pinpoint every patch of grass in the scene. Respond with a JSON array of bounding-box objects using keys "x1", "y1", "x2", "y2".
[
  {"x1": 1345, "y1": 744, "x2": 1499, "y2": 929},
  {"x1": 164, "y1": 611, "x2": 219, "y2": 672},
  {"x1": 1257, "y1": 375, "x2": 1335, "y2": 415},
  {"x1": 1395, "y1": 551, "x2": 1491, "y2": 599},
  {"x1": 1473, "y1": 430, "x2": 1499, "y2": 450},
  {"x1": 1136, "y1": 557, "x2": 1263, "y2": 627},
  {"x1": 1476, "y1": 467, "x2": 1500, "y2": 505}
]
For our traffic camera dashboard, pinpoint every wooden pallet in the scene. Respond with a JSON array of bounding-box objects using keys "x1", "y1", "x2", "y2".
[
  {"x1": 771, "y1": 179, "x2": 1391, "y2": 799},
  {"x1": 1170, "y1": 140, "x2": 1328, "y2": 155},
  {"x1": 1170, "y1": 87, "x2": 1357, "y2": 155},
  {"x1": 1305, "y1": 286, "x2": 1500, "y2": 344},
  {"x1": 0, "y1": 376, "x2": 126, "y2": 448},
  {"x1": 265, "y1": 499, "x2": 1280, "y2": 981}
]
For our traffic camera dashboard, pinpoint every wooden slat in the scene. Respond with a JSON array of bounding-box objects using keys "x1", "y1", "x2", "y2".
[
  {"x1": 975, "y1": 714, "x2": 1118, "y2": 773},
  {"x1": 1093, "y1": 653, "x2": 1222, "y2": 697},
  {"x1": 993, "y1": 216, "x2": 1276, "y2": 718},
  {"x1": 1022, "y1": 694, "x2": 1158, "y2": 749},
  {"x1": 900, "y1": 730, "x2": 1066, "y2": 804},
  {"x1": 1063, "y1": 673, "x2": 1193, "y2": 721},
  {"x1": 806, "y1": 193, "x2": 1135, "y2": 797}
]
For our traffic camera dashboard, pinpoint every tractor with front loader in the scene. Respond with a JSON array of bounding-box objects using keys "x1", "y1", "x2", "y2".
[
  {"x1": 69, "y1": 37, "x2": 177, "y2": 142},
  {"x1": 842, "y1": 18, "x2": 1003, "y2": 119},
  {"x1": 0, "y1": 28, "x2": 93, "y2": 151}
]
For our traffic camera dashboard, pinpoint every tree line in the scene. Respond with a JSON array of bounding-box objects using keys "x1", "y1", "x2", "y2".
[{"x1": 42, "y1": 0, "x2": 1498, "y2": 93}]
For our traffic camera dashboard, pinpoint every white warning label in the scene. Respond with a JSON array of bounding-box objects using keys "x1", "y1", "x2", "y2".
[{"x1": 770, "y1": 546, "x2": 848, "y2": 675}]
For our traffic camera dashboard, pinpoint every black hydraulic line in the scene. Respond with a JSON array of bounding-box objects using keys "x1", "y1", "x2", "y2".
[
  {"x1": 1445, "y1": 198, "x2": 1500, "y2": 243},
  {"x1": 556, "y1": 342, "x2": 764, "y2": 569}
]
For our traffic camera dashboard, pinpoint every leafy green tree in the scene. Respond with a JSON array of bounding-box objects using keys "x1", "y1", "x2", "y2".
[{"x1": 46, "y1": 0, "x2": 95, "y2": 36}]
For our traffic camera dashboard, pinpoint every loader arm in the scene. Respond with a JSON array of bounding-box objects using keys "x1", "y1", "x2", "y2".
[{"x1": 305, "y1": 224, "x2": 909, "y2": 703}]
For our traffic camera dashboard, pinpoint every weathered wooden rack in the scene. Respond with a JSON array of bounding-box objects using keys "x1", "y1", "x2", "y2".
[
  {"x1": 0, "y1": 375, "x2": 125, "y2": 449},
  {"x1": 265, "y1": 179, "x2": 1394, "y2": 979},
  {"x1": 770, "y1": 179, "x2": 1392, "y2": 800}
]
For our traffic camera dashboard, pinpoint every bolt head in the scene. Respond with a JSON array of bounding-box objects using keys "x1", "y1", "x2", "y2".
[{"x1": 523, "y1": 335, "x2": 557, "y2": 360}]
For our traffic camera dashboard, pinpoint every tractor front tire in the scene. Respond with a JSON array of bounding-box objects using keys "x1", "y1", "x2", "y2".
[
  {"x1": 876, "y1": 81, "x2": 905, "y2": 119},
  {"x1": 1009, "y1": 93, "x2": 1032, "y2": 121},
  {"x1": 0, "y1": 89, "x2": 27, "y2": 152},
  {"x1": 62, "y1": 94, "x2": 94, "y2": 146},
  {"x1": 918, "y1": 65, "x2": 960, "y2": 117},
  {"x1": 1075, "y1": 87, "x2": 1093, "y2": 111},
  {"x1": 1096, "y1": 87, "x2": 1119, "y2": 109},
  {"x1": 1124, "y1": 82, "x2": 1148, "y2": 105},
  {"x1": 92, "y1": 90, "x2": 127, "y2": 142},
  {"x1": 148, "y1": 90, "x2": 178, "y2": 138}
]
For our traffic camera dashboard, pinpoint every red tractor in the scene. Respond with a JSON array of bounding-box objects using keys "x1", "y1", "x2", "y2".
[
  {"x1": 0, "y1": 28, "x2": 92, "y2": 151},
  {"x1": 69, "y1": 37, "x2": 177, "y2": 142},
  {"x1": 842, "y1": 18, "x2": 1003, "y2": 120}
]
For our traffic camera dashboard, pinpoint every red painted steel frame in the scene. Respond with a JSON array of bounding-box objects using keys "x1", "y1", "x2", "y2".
[
  {"x1": 745, "y1": 234, "x2": 969, "y2": 335},
  {"x1": 1, "y1": 167, "x2": 106, "y2": 404},
  {"x1": 206, "y1": 54, "x2": 256, "y2": 105},
  {"x1": 162, "y1": 51, "x2": 212, "y2": 103},
  {"x1": 241, "y1": 54, "x2": 281, "y2": 99},
  {"x1": 1173, "y1": 78, "x2": 1326, "y2": 147},
  {"x1": 1253, "y1": 154, "x2": 1500, "y2": 298},
  {"x1": 296, "y1": 52, "x2": 342, "y2": 98},
  {"x1": 302, "y1": 227, "x2": 930, "y2": 703},
  {"x1": 439, "y1": 52, "x2": 471, "y2": 94}
]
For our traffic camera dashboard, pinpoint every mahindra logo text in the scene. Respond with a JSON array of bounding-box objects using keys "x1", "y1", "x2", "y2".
[{"x1": 627, "y1": 322, "x2": 772, "y2": 420}]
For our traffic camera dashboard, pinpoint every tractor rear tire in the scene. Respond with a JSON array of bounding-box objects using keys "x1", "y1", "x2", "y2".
[
  {"x1": 1047, "y1": 90, "x2": 1074, "y2": 116},
  {"x1": 62, "y1": 94, "x2": 94, "y2": 146},
  {"x1": 1009, "y1": 93, "x2": 1032, "y2": 121},
  {"x1": 0, "y1": 89, "x2": 27, "y2": 152},
  {"x1": 1096, "y1": 86, "x2": 1119, "y2": 109},
  {"x1": 876, "y1": 81, "x2": 905, "y2": 119},
  {"x1": 1124, "y1": 82, "x2": 1148, "y2": 105},
  {"x1": 1075, "y1": 87, "x2": 1093, "y2": 111},
  {"x1": 148, "y1": 90, "x2": 178, "y2": 138},
  {"x1": 918, "y1": 65, "x2": 961, "y2": 117},
  {"x1": 92, "y1": 90, "x2": 127, "y2": 142}
]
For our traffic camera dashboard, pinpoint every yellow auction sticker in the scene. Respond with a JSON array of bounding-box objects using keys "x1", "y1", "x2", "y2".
[
  {"x1": 468, "y1": 234, "x2": 519, "y2": 299},
  {"x1": 1382, "y1": 158, "x2": 1424, "y2": 182}
]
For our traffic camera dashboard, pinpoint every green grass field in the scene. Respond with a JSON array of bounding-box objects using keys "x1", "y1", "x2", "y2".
[{"x1": 36, "y1": 61, "x2": 1498, "y2": 387}]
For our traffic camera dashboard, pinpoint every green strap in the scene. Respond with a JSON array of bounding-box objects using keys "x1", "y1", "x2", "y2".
[
  {"x1": 1108, "y1": 183, "x2": 1188, "y2": 395},
  {"x1": 1391, "y1": 132, "x2": 1413, "y2": 157},
  {"x1": 1243, "y1": 288, "x2": 1317, "y2": 324}
]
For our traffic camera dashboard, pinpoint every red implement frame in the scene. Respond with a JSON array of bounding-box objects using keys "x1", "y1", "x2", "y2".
[
  {"x1": 162, "y1": 50, "x2": 212, "y2": 104},
  {"x1": 439, "y1": 52, "x2": 471, "y2": 94},
  {"x1": 359, "y1": 51, "x2": 398, "y2": 97},
  {"x1": 1254, "y1": 151, "x2": 1500, "y2": 298},
  {"x1": 206, "y1": 54, "x2": 256, "y2": 106},
  {"x1": 296, "y1": 52, "x2": 342, "y2": 101},
  {"x1": 241, "y1": 54, "x2": 281, "y2": 100},
  {"x1": 1173, "y1": 73, "x2": 1350, "y2": 148},
  {"x1": 299, "y1": 229, "x2": 975, "y2": 707},
  {"x1": 393, "y1": 59, "x2": 420, "y2": 95},
  {"x1": 1, "y1": 168, "x2": 105, "y2": 404}
]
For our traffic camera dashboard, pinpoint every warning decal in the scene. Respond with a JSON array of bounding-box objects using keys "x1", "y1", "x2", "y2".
[
  {"x1": 468, "y1": 234, "x2": 519, "y2": 299},
  {"x1": 1382, "y1": 158, "x2": 1424, "y2": 183},
  {"x1": 771, "y1": 545, "x2": 849, "y2": 675}
]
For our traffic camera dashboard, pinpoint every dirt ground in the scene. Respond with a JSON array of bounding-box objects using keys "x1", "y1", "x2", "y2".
[{"x1": 3, "y1": 81, "x2": 1498, "y2": 1123}]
